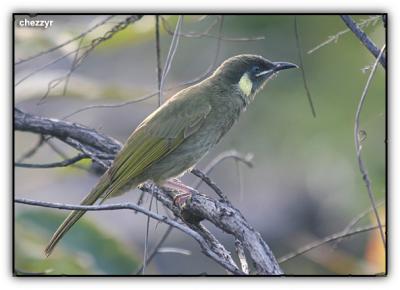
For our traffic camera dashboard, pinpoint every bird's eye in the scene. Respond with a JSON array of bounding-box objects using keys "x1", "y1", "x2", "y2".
[{"x1": 252, "y1": 66, "x2": 261, "y2": 74}]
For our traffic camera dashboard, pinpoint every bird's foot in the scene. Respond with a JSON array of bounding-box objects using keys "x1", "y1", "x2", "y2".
[
  {"x1": 162, "y1": 179, "x2": 205, "y2": 223},
  {"x1": 162, "y1": 179, "x2": 195, "y2": 208},
  {"x1": 173, "y1": 192, "x2": 192, "y2": 208}
]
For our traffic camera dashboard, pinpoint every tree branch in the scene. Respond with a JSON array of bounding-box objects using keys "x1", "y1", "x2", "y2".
[
  {"x1": 278, "y1": 224, "x2": 385, "y2": 264},
  {"x1": 160, "y1": 16, "x2": 265, "y2": 42},
  {"x1": 15, "y1": 197, "x2": 242, "y2": 275},
  {"x1": 307, "y1": 16, "x2": 381, "y2": 55},
  {"x1": 193, "y1": 150, "x2": 253, "y2": 189},
  {"x1": 15, "y1": 15, "x2": 115, "y2": 66},
  {"x1": 155, "y1": 15, "x2": 162, "y2": 107},
  {"x1": 190, "y1": 168, "x2": 228, "y2": 202},
  {"x1": 182, "y1": 192, "x2": 283, "y2": 275},
  {"x1": 353, "y1": 44, "x2": 386, "y2": 248},
  {"x1": 294, "y1": 16, "x2": 317, "y2": 118},
  {"x1": 340, "y1": 15, "x2": 386, "y2": 69},
  {"x1": 14, "y1": 108, "x2": 122, "y2": 155},
  {"x1": 14, "y1": 108, "x2": 282, "y2": 275},
  {"x1": 15, "y1": 15, "x2": 143, "y2": 89},
  {"x1": 15, "y1": 154, "x2": 87, "y2": 169}
]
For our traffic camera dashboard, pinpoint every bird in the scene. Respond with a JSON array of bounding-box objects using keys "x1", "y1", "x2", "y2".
[{"x1": 45, "y1": 54, "x2": 298, "y2": 256}]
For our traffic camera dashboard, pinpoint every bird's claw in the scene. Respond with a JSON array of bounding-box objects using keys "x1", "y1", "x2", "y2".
[{"x1": 173, "y1": 192, "x2": 192, "y2": 209}]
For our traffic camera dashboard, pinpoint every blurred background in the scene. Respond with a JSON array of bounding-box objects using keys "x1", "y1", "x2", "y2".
[{"x1": 14, "y1": 14, "x2": 386, "y2": 275}]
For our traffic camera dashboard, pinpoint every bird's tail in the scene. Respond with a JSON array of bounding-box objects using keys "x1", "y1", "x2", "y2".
[{"x1": 44, "y1": 175, "x2": 111, "y2": 256}]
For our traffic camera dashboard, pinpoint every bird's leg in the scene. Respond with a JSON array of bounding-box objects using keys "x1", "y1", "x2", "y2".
[
  {"x1": 162, "y1": 179, "x2": 205, "y2": 224},
  {"x1": 162, "y1": 178, "x2": 196, "y2": 208}
]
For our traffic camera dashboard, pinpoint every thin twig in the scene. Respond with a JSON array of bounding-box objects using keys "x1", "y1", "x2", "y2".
[
  {"x1": 15, "y1": 15, "x2": 143, "y2": 89},
  {"x1": 278, "y1": 224, "x2": 385, "y2": 264},
  {"x1": 193, "y1": 150, "x2": 253, "y2": 189},
  {"x1": 61, "y1": 91, "x2": 159, "y2": 120},
  {"x1": 61, "y1": 15, "x2": 224, "y2": 122},
  {"x1": 159, "y1": 15, "x2": 183, "y2": 104},
  {"x1": 15, "y1": 108, "x2": 282, "y2": 274},
  {"x1": 307, "y1": 16, "x2": 381, "y2": 55},
  {"x1": 15, "y1": 154, "x2": 87, "y2": 168},
  {"x1": 155, "y1": 15, "x2": 162, "y2": 107},
  {"x1": 161, "y1": 16, "x2": 265, "y2": 42},
  {"x1": 294, "y1": 16, "x2": 316, "y2": 118},
  {"x1": 15, "y1": 197, "x2": 242, "y2": 275},
  {"x1": 45, "y1": 139, "x2": 89, "y2": 172},
  {"x1": 134, "y1": 221, "x2": 175, "y2": 274},
  {"x1": 341, "y1": 15, "x2": 386, "y2": 69},
  {"x1": 142, "y1": 190, "x2": 154, "y2": 275},
  {"x1": 141, "y1": 15, "x2": 175, "y2": 274},
  {"x1": 62, "y1": 37, "x2": 85, "y2": 96},
  {"x1": 15, "y1": 16, "x2": 115, "y2": 65},
  {"x1": 61, "y1": 137, "x2": 110, "y2": 170},
  {"x1": 191, "y1": 169, "x2": 229, "y2": 202},
  {"x1": 39, "y1": 75, "x2": 70, "y2": 105},
  {"x1": 156, "y1": 247, "x2": 191, "y2": 255},
  {"x1": 39, "y1": 15, "x2": 142, "y2": 103},
  {"x1": 331, "y1": 200, "x2": 385, "y2": 249},
  {"x1": 140, "y1": 16, "x2": 163, "y2": 274},
  {"x1": 132, "y1": 20, "x2": 227, "y2": 270},
  {"x1": 354, "y1": 44, "x2": 386, "y2": 248},
  {"x1": 15, "y1": 49, "x2": 82, "y2": 87},
  {"x1": 16, "y1": 135, "x2": 45, "y2": 162}
]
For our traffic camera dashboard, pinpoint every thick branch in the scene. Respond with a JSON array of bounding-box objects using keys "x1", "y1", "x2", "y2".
[
  {"x1": 14, "y1": 108, "x2": 282, "y2": 275},
  {"x1": 184, "y1": 193, "x2": 283, "y2": 275},
  {"x1": 14, "y1": 108, "x2": 121, "y2": 155},
  {"x1": 140, "y1": 183, "x2": 282, "y2": 275}
]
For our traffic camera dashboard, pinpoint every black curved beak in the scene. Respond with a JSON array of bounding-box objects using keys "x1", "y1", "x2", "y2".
[
  {"x1": 273, "y1": 61, "x2": 299, "y2": 72},
  {"x1": 255, "y1": 61, "x2": 298, "y2": 78}
]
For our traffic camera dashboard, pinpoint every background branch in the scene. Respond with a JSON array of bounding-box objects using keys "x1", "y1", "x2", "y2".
[
  {"x1": 307, "y1": 15, "x2": 381, "y2": 55},
  {"x1": 193, "y1": 150, "x2": 253, "y2": 189},
  {"x1": 294, "y1": 16, "x2": 317, "y2": 118},
  {"x1": 278, "y1": 224, "x2": 385, "y2": 264},
  {"x1": 15, "y1": 197, "x2": 242, "y2": 275},
  {"x1": 340, "y1": 15, "x2": 386, "y2": 69},
  {"x1": 14, "y1": 15, "x2": 115, "y2": 66},
  {"x1": 15, "y1": 154, "x2": 87, "y2": 168},
  {"x1": 160, "y1": 15, "x2": 265, "y2": 42},
  {"x1": 353, "y1": 44, "x2": 386, "y2": 248}
]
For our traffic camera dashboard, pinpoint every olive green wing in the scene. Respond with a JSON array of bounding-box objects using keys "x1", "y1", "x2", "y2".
[
  {"x1": 104, "y1": 100, "x2": 212, "y2": 198},
  {"x1": 45, "y1": 99, "x2": 211, "y2": 256}
]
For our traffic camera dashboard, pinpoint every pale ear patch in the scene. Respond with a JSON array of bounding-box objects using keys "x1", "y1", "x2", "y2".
[{"x1": 238, "y1": 73, "x2": 252, "y2": 97}]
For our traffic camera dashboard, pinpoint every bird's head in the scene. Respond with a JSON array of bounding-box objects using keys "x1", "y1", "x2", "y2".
[{"x1": 212, "y1": 54, "x2": 298, "y2": 104}]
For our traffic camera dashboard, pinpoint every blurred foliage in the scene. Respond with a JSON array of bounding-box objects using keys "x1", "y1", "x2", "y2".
[{"x1": 15, "y1": 211, "x2": 141, "y2": 275}]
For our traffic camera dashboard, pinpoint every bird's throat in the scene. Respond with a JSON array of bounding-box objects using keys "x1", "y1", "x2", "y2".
[
  {"x1": 238, "y1": 73, "x2": 256, "y2": 107},
  {"x1": 238, "y1": 73, "x2": 253, "y2": 97}
]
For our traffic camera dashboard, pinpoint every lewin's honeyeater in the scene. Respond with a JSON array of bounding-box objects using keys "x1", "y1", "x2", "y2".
[{"x1": 45, "y1": 54, "x2": 298, "y2": 255}]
